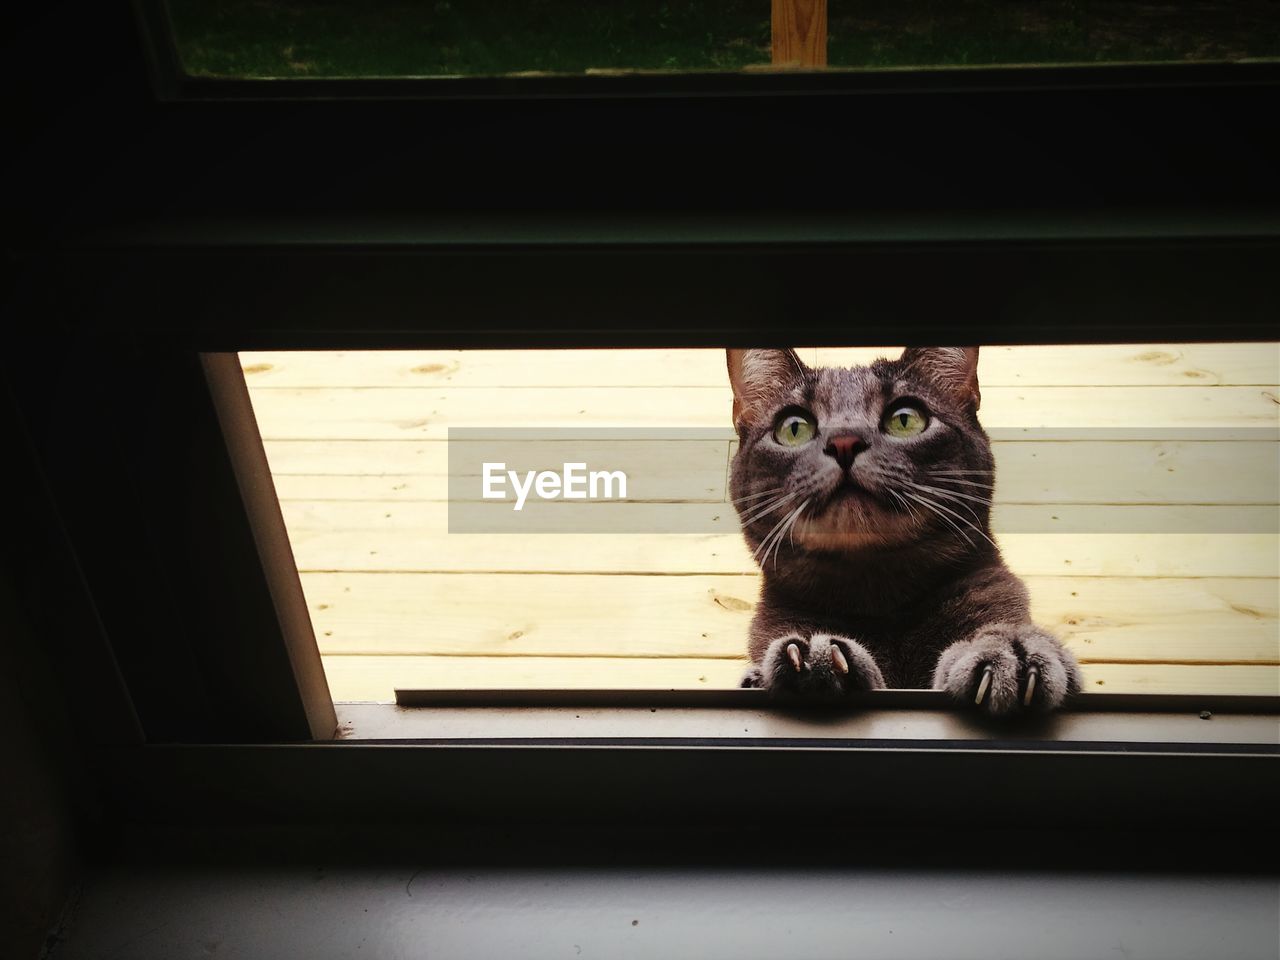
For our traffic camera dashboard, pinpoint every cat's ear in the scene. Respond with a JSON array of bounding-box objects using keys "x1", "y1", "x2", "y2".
[
  {"x1": 898, "y1": 347, "x2": 981, "y2": 411},
  {"x1": 726, "y1": 348, "x2": 807, "y2": 427}
]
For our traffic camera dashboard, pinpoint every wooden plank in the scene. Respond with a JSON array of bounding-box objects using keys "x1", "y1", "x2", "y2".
[
  {"x1": 320, "y1": 655, "x2": 1280, "y2": 701},
  {"x1": 288, "y1": 528, "x2": 1280, "y2": 578},
  {"x1": 202, "y1": 353, "x2": 338, "y2": 740},
  {"x1": 240, "y1": 344, "x2": 1279, "y2": 389},
  {"x1": 303, "y1": 572, "x2": 1279, "y2": 665},
  {"x1": 772, "y1": 0, "x2": 827, "y2": 67},
  {"x1": 242, "y1": 349, "x2": 749, "y2": 389},
  {"x1": 279, "y1": 500, "x2": 1279, "y2": 577},
  {"x1": 277, "y1": 498, "x2": 1276, "y2": 533},
  {"x1": 265, "y1": 440, "x2": 1277, "y2": 507},
  {"x1": 268, "y1": 439, "x2": 729, "y2": 503},
  {"x1": 1081, "y1": 663, "x2": 1280, "y2": 696},
  {"x1": 246, "y1": 385, "x2": 1280, "y2": 440},
  {"x1": 1029, "y1": 577, "x2": 1279, "y2": 662},
  {"x1": 992, "y1": 504, "x2": 1275, "y2": 534},
  {"x1": 980, "y1": 441, "x2": 1277, "y2": 505},
  {"x1": 306, "y1": 573, "x2": 758, "y2": 658}
]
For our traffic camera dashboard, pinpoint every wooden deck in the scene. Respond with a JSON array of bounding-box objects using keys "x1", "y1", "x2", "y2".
[{"x1": 241, "y1": 345, "x2": 1280, "y2": 703}]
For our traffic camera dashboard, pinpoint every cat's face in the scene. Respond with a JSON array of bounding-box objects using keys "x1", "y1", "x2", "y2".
[{"x1": 727, "y1": 347, "x2": 994, "y2": 557}]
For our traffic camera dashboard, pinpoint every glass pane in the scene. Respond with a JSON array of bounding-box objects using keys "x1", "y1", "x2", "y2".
[
  {"x1": 169, "y1": 0, "x2": 772, "y2": 78},
  {"x1": 826, "y1": 1, "x2": 1280, "y2": 70},
  {"x1": 168, "y1": 0, "x2": 1280, "y2": 79},
  {"x1": 236, "y1": 343, "x2": 1280, "y2": 705}
]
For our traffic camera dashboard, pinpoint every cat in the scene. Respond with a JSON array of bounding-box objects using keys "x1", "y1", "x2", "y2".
[{"x1": 728, "y1": 346, "x2": 1082, "y2": 715}]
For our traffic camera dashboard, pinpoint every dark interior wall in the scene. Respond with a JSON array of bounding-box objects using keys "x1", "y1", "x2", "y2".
[
  {"x1": 1, "y1": 11, "x2": 111, "y2": 953},
  {"x1": 0, "y1": 570, "x2": 81, "y2": 959},
  {"x1": 6, "y1": 5, "x2": 1280, "y2": 243},
  {"x1": 3, "y1": 4, "x2": 1278, "y2": 958}
]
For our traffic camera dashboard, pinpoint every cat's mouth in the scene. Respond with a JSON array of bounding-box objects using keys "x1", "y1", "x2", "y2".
[
  {"x1": 813, "y1": 474, "x2": 885, "y2": 515},
  {"x1": 793, "y1": 475, "x2": 914, "y2": 551}
]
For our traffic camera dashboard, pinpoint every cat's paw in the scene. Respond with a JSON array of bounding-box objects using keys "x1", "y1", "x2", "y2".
[
  {"x1": 748, "y1": 634, "x2": 886, "y2": 698},
  {"x1": 933, "y1": 623, "x2": 1082, "y2": 716}
]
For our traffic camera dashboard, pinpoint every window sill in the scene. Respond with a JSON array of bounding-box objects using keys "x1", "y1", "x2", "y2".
[
  {"x1": 336, "y1": 690, "x2": 1280, "y2": 747},
  {"x1": 98, "y1": 693, "x2": 1278, "y2": 832}
]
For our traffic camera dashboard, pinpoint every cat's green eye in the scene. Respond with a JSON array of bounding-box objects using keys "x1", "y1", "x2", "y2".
[
  {"x1": 774, "y1": 413, "x2": 817, "y2": 447},
  {"x1": 884, "y1": 406, "x2": 927, "y2": 437}
]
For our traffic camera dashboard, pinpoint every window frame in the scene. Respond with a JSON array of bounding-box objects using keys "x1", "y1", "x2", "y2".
[
  {"x1": 7, "y1": 217, "x2": 1269, "y2": 834},
  {"x1": 226, "y1": 303, "x2": 1277, "y2": 747},
  {"x1": 2, "y1": 2, "x2": 1272, "y2": 896}
]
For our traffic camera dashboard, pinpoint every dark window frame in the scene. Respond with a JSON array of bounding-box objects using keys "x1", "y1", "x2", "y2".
[
  {"x1": 12, "y1": 219, "x2": 1278, "y2": 766},
  {"x1": 9, "y1": 6, "x2": 1278, "y2": 831}
]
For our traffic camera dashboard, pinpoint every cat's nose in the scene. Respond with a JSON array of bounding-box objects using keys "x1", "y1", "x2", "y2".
[{"x1": 824, "y1": 434, "x2": 867, "y2": 470}]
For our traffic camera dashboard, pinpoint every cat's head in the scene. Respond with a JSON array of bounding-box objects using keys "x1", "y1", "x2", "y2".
[{"x1": 727, "y1": 347, "x2": 994, "y2": 559}]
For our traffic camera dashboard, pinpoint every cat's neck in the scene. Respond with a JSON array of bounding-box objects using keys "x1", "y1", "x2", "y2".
[{"x1": 759, "y1": 537, "x2": 1000, "y2": 619}]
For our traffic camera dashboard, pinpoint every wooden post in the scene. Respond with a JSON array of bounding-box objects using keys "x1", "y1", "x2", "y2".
[{"x1": 771, "y1": 0, "x2": 827, "y2": 68}]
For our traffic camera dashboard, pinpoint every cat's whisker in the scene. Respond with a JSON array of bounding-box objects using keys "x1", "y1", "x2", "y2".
[
  {"x1": 899, "y1": 479, "x2": 993, "y2": 510},
  {"x1": 886, "y1": 488, "x2": 924, "y2": 525},
  {"x1": 754, "y1": 497, "x2": 808, "y2": 570},
  {"x1": 855, "y1": 469, "x2": 936, "y2": 527},
  {"x1": 899, "y1": 490, "x2": 976, "y2": 547},
  {"x1": 752, "y1": 501, "x2": 797, "y2": 562},
  {"x1": 768, "y1": 500, "x2": 809, "y2": 571},
  {"x1": 729, "y1": 487, "x2": 786, "y2": 504},
  {"x1": 741, "y1": 499, "x2": 798, "y2": 532},
  {"x1": 739, "y1": 489, "x2": 801, "y2": 527},
  {"x1": 787, "y1": 499, "x2": 808, "y2": 550},
  {"x1": 754, "y1": 525, "x2": 786, "y2": 568},
  {"x1": 910, "y1": 488, "x2": 989, "y2": 529},
  {"x1": 912, "y1": 487, "x2": 989, "y2": 532},
  {"x1": 924, "y1": 476, "x2": 995, "y2": 491},
  {"x1": 896, "y1": 477, "x2": 992, "y2": 512},
  {"x1": 858, "y1": 467, "x2": 986, "y2": 523},
  {"x1": 760, "y1": 503, "x2": 799, "y2": 565},
  {"x1": 899, "y1": 489, "x2": 998, "y2": 550},
  {"x1": 779, "y1": 501, "x2": 809, "y2": 566}
]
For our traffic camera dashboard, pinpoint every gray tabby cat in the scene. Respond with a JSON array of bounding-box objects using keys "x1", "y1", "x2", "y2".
[{"x1": 728, "y1": 347, "x2": 1082, "y2": 715}]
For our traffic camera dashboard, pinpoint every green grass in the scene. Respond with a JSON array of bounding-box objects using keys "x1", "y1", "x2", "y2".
[{"x1": 167, "y1": 0, "x2": 1280, "y2": 79}]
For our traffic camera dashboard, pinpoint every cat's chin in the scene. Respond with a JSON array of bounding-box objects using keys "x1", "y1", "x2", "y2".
[{"x1": 790, "y1": 521, "x2": 916, "y2": 554}]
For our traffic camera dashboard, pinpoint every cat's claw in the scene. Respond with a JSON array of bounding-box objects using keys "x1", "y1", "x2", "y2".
[
  {"x1": 974, "y1": 665, "x2": 993, "y2": 706},
  {"x1": 1023, "y1": 665, "x2": 1039, "y2": 707},
  {"x1": 749, "y1": 634, "x2": 886, "y2": 698},
  {"x1": 934, "y1": 623, "x2": 1082, "y2": 716}
]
